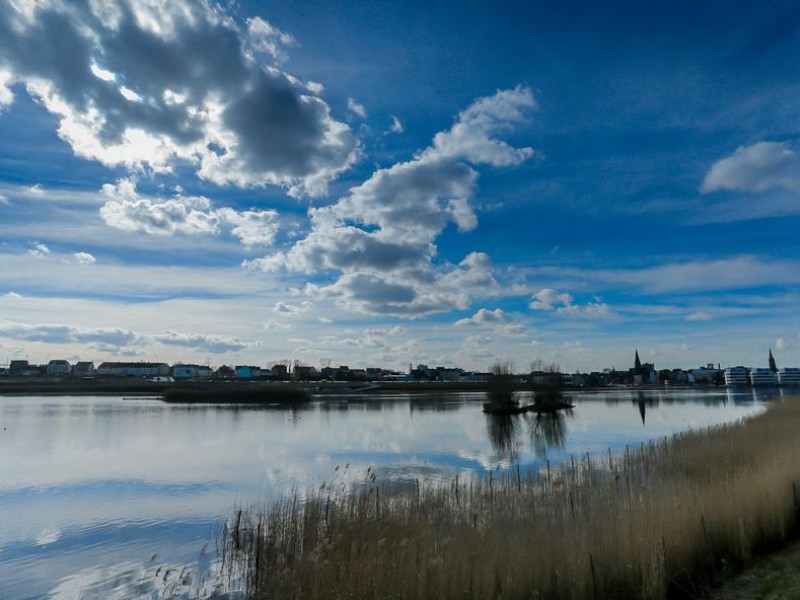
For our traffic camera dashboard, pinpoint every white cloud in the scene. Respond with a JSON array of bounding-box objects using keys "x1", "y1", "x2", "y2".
[
  {"x1": 0, "y1": 0, "x2": 358, "y2": 196},
  {"x1": 456, "y1": 308, "x2": 509, "y2": 326},
  {"x1": 702, "y1": 141, "x2": 800, "y2": 194},
  {"x1": 273, "y1": 300, "x2": 312, "y2": 315},
  {"x1": 264, "y1": 319, "x2": 292, "y2": 331},
  {"x1": 28, "y1": 243, "x2": 51, "y2": 258},
  {"x1": 0, "y1": 193, "x2": 8, "y2": 204},
  {"x1": 317, "y1": 316, "x2": 333, "y2": 324},
  {"x1": 530, "y1": 288, "x2": 573, "y2": 310},
  {"x1": 249, "y1": 87, "x2": 537, "y2": 317},
  {"x1": 535, "y1": 256, "x2": 800, "y2": 294},
  {"x1": 347, "y1": 97, "x2": 367, "y2": 118},
  {"x1": 776, "y1": 337, "x2": 791, "y2": 350},
  {"x1": 100, "y1": 179, "x2": 279, "y2": 246},
  {"x1": 246, "y1": 17, "x2": 296, "y2": 63},
  {"x1": 686, "y1": 311, "x2": 713, "y2": 322},
  {"x1": 151, "y1": 331, "x2": 255, "y2": 353},
  {"x1": 3, "y1": 292, "x2": 21, "y2": 299},
  {"x1": 0, "y1": 321, "x2": 256, "y2": 354},
  {"x1": 73, "y1": 252, "x2": 96, "y2": 265},
  {"x1": 0, "y1": 68, "x2": 13, "y2": 109},
  {"x1": 387, "y1": 115, "x2": 403, "y2": 134},
  {"x1": 529, "y1": 288, "x2": 609, "y2": 318}
]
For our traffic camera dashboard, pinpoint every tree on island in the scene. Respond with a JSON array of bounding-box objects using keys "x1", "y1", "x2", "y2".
[
  {"x1": 529, "y1": 359, "x2": 563, "y2": 406},
  {"x1": 487, "y1": 359, "x2": 517, "y2": 406}
]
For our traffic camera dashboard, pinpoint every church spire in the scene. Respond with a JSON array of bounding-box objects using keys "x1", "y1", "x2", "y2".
[
  {"x1": 635, "y1": 349, "x2": 642, "y2": 369},
  {"x1": 769, "y1": 349, "x2": 778, "y2": 372}
]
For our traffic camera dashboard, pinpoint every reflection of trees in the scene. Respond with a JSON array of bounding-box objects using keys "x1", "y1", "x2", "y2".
[
  {"x1": 485, "y1": 413, "x2": 521, "y2": 460},
  {"x1": 528, "y1": 411, "x2": 569, "y2": 459}
]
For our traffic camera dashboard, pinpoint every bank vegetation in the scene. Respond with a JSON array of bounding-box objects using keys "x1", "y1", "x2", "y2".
[{"x1": 218, "y1": 396, "x2": 800, "y2": 599}]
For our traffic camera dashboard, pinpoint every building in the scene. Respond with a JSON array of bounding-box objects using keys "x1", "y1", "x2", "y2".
[
  {"x1": 631, "y1": 350, "x2": 656, "y2": 385},
  {"x1": 749, "y1": 368, "x2": 779, "y2": 386},
  {"x1": 234, "y1": 365, "x2": 262, "y2": 378},
  {"x1": 172, "y1": 364, "x2": 214, "y2": 379},
  {"x1": 724, "y1": 366, "x2": 749, "y2": 386},
  {"x1": 779, "y1": 368, "x2": 800, "y2": 386},
  {"x1": 9, "y1": 360, "x2": 41, "y2": 377},
  {"x1": 46, "y1": 360, "x2": 72, "y2": 376},
  {"x1": 271, "y1": 364, "x2": 289, "y2": 380},
  {"x1": 96, "y1": 362, "x2": 170, "y2": 377},
  {"x1": 73, "y1": 361, "x2": 95, "y2": 377},
  {"x1": 293, "y1": 365, "x2": 317, "y2": 381}
]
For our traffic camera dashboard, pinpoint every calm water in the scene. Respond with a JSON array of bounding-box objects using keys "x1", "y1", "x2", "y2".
[{"x1": 0, "y1": 387, "x2": 785, "y2": 598}]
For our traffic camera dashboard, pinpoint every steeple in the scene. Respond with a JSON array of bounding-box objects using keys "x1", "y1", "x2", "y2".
[
  {"x1": 635, "y1": 350, "x2": 642, "y2": 370},
  {"x1": 769, "y1": 349, "x2": 778, "y2": 372}
]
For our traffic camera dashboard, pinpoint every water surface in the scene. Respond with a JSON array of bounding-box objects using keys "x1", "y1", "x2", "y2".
[{"x1": 0, "y1": 387, "x2": 783, "y2": 598}]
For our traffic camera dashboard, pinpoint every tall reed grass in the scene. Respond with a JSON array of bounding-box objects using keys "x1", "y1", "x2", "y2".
[{"x1": 219, "y1": 396, "x2": 800, "y2": 599}]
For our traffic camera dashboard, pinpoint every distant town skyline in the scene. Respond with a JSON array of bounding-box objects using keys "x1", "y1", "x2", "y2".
[{"x1": 1, "y1": 1, "x2": 800, "y2": 372}]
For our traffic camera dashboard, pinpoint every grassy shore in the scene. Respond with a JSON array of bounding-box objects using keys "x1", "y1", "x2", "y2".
[{"x1": 218, "y1": 396, "x2": 800, "y2": 599}]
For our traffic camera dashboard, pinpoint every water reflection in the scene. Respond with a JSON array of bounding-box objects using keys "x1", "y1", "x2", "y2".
[
  {"x1": 485, "y1": 413, "x2": 521, "y2": 460},
  {"x1": 528, "y1": 411, "x2": 569, "y2": 459},
  {"x1": 484, "y1": 409, "x2": 573, "y2": 461}
]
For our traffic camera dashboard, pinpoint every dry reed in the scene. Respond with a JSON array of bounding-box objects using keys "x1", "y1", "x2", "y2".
[{"x1": 219, "y1": 396, "x2": 800, "y2": 599}]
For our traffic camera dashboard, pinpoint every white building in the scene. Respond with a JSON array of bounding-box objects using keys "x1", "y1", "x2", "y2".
[
  {"x1": 749, "y1": 368, "x2": 779, "y2": 386},
  {"x1": 779, "y1": 368, "x2": 800, "y2": 386},
  {"x1": 724, "y1": 366, "x2": 749, "y2": 386},
  {"x1": 96, "y1": 362, "x2": 170, "y2": 377},
  {"x1": 172, "y1": 364, "x2": 214, "y2": 379},
  {"x1": 46, "y1": 360, "x2": 72, "y2": 376}
]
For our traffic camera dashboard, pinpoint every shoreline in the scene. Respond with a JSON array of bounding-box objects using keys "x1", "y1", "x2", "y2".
[{"x1": 0, "y1": 377, "x2": 747, "y2": 397}]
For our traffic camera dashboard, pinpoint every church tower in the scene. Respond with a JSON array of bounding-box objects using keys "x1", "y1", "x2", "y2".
[
  {"x1": 769, "y1": 349, "x2": 778, "y2": 372},
  {"x1": 635, "y1": 350, "x2": 642, "y2": 370}
]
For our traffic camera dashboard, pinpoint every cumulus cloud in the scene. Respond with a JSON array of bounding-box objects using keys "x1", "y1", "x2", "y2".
[
  {"x1": 273, "y1": 300, "x2": 312, "y2": 315},
  {"x1": 100, "y1": 179, "x2": 279, "y2": 246},
  {"x1": 3, "y1": 292, "x2": 21, "y2": 299},
  {"x1": 28, "y1": 243, "x2": 51, "y2": 258},
  {"x1": 0, "y1": 1, "x2": 358, "y2": 196},
  {"x1": 0, "y1": 321, "x2": 255, "y2": 353},
  {"x1": 248, "y1": 87, "x2": 537, "y2": 316},
  {"x1": 456, "y1": 308, "x2": 510, "y2": 326},
  {"x1": 530, "y1": 288, "x2": 573, "y2": 310},
  {"x1": 776, "y1": 337, "x2": 791, "y2": 350},
  {"x1": 456, "y1": 307, "x2": 528, "y2": 336},
  {"x1": 529, "y1": 288, "x2": 610, "y2": 317},
  {"x1": 702, "y1": 141, "x2": 800, "y2": 194},
  {"x1": 73, "y1": 252, "x2": 96, "y2": 265},
  {"x1": 246, "y1": 16, "x2": 295, "y2": 63},
  {"x1": 347, "y1": 97, "x2": 367, "y2": 118}
]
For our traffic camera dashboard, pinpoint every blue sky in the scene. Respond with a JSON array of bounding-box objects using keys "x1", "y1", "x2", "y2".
[{"x1": 1, "y1": 0, "x2": 799, "y2": 372}]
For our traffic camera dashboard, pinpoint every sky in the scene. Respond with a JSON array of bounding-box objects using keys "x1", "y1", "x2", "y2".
[{"x1": 1, "y1": 0, "x2": 800, "y2": 373}]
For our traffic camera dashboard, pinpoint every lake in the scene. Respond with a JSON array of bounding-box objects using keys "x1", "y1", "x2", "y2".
[{"x1": 0, "y1": 387, "x2": 785, "y2": 599}]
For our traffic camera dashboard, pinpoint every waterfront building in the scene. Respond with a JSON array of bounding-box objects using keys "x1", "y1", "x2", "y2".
[
  {"x1": 172, "y1": 364, "x2": 213, "y2": 379},
  {"x1": 46, "y1": 359, "x2": 72, "y2": 376},
  {"x1": 73, "y1": 361, "x2": 95, "y2": 377},
  {"x1": 631, "y1": 350, "x2": 656, "y2": 385},
  {"x1": 749, "y1": 368, "x2": 779, "y2": 386},
  {"x1": 234, "y1": 365, "x2": 262, "y2": 378},
  {"x1": 724, "y1": 366, "x2": 749, "y2": 386},
  {"x1": 779, "y1": 368, "x2": 800, "y2": 386},
  {"x1": 96, "y1": 362, "x2": 170, "y2": 377}
]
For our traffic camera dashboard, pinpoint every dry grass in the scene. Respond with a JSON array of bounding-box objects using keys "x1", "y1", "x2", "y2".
[{"x1": 219, "y1": 396, "x2": 800, "y2": 599}]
